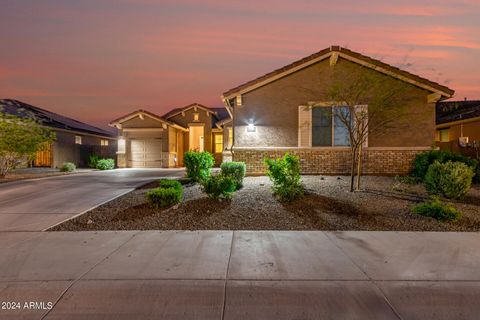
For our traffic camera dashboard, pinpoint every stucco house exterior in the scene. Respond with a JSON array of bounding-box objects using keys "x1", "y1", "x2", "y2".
[
  {"x1": 109, "y1": 103, "x2": 231, "y2": 168},
  {"x1": 435, "y1": 100, "x2": 480, "y2": 159},
  {"x1": 0, "y1": 99, "x2": 117, "y2": 168},
  {"x1": 221, "y1": 45, "x2": 455, "y2": 175}
]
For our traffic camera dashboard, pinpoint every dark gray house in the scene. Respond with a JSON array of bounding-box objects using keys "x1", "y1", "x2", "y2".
[{"x1": 0, "y1": 99, "x2": 117, "y2": 168}]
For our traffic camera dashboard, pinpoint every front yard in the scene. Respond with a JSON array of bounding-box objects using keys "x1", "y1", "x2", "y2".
[{"x1": 52, "y1": 175, "x2": 480, "y2": 231}]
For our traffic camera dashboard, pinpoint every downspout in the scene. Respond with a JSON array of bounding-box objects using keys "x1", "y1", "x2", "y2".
[{"x1": 224, "y1": 98, "x2": 235, "y2": 160}]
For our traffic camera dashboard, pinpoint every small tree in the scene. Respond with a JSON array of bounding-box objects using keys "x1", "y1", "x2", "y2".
[
  {"x1": 325, "y1": 64, "x2": 417, "y2": 191},
  {"x1": 0, "y1": 112, "x2": 55, "y2": 177}
]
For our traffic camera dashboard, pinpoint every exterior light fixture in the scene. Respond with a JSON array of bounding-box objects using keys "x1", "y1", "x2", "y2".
[{"x1": 247, "y1": 122, "x2": 256, "y2": 132}]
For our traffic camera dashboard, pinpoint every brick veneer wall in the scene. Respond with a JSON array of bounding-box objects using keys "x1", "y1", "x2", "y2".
[{"x1": 232, "y1": 148, "x2": 425, "y2": 175}]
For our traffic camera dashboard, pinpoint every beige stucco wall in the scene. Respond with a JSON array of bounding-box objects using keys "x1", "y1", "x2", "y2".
[
  {"x1": 169, "y1": 108, "x2": 214, "y2": 154},
  {"x1": 234, "y1": 58, "x2": 435, "y2": 148}
]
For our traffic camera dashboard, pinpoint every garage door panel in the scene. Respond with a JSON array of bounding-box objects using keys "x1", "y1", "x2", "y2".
[{"x1": 129, "y1": 139, "x2": 163, "y2": 168}]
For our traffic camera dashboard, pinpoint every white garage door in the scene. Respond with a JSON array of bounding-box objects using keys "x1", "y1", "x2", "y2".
[{"x1": 130, "y1": 139, "x2": 163, "y2": 168}]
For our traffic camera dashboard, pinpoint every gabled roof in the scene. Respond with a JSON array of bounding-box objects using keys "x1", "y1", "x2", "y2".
[
  {"x1": 162, "y1": 103, "x2": 220, "y2": 119},
  {"x1": 436, "y1": 100, "x2": 480, "y2": 125},
  {"x1": 0, "y1": 99, "x2": 115, "y2": 137},
  {"x1": 161, "y1": 103, "x2": 232, "y2": 128},
  {"x1": 109, "y1": 109, "x2": 187, "y2": 131},
  {"x1": 222, "y1": 45, "x2": 455, "y2": 99}
]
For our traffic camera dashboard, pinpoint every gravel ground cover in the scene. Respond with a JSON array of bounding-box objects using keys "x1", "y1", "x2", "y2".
[{"x1": 52, "y1": 176, "x2": 480, "y2": 231}]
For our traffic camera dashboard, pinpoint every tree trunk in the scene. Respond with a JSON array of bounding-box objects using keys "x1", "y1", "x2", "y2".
[
  {"x1": 349, "y1": 147, "x2": 357, "y2": 192},
  {"x1": 356, "y1": 144, "x2": 363, "y2": 191}
]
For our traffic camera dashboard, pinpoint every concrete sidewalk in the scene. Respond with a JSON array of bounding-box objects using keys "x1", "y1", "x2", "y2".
[{"x1": 1, "y1": 231, "x2": 479, "y2": 319}]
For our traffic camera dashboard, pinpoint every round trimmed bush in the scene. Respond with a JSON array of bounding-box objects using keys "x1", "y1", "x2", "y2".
[
  {"x1": 201, "y1": 174, "x2": 236, "y2": 199},
  {"x1": 61, "y1": 162, "x2": 76, "y2": 172},
  {"x1": 424, "y1": 161, "x2": 474, "y2": 199},
  {"x1": 184, "y1": 151, "x2": 214, "y2": 182},
  {"x1": 158, "y1": 179, "x2": 182, "y2": 191},
  {"x1": 96, "y1": 158, "x2": 115, "y2": 170},
  {"x1": 220, "y1": 162, "x2": 246, "y2": 189}
]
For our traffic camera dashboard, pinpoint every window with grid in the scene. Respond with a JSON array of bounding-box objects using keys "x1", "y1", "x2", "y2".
[
  {"x1": 312, "y1": 106, "x2": 350, "y2": 147},
  {"x1": 214, "y1": 134, "x2": 223, "y2": 153}
]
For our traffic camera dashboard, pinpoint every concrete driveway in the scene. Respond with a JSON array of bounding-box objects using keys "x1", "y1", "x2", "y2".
[
  {"x1": 1, "y1": 231, "x2": 479, "y2": 319},
  {"x1": 0, "y1": 168, "x2": 184, "y2": 231}
]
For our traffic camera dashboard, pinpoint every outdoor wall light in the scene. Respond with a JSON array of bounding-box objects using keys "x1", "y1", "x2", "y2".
[{"x1": 247, "y1": 122, "x2": 256, "y2": 132}]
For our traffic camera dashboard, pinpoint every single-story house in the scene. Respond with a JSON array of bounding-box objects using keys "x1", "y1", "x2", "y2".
[
  {"x1": 0, "y1": 99, "x2": 117, "y2": 168},
  {"x1": 435, "y1": 100, "x2": 480, "y2": 158},
  {"x1": 109, "y1": 103, "x2": 231, "y2": 168},
  {"x1": 221, "y1": 45, "x2": 455, "y2": 175}
]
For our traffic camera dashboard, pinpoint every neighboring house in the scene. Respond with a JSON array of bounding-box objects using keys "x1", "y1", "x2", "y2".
[
  {"x1": 109, "y1": 103, "x2": 231, "y2": 168},
  {"x1": 435, "y1": 100, "x2": 480, "y2": 158},
  {"x1": 221, "y1": 45, "x2": 455, "y2": 175},
  {"x1": 0, "y1": 99, "x2": 117, "y2": 168}
]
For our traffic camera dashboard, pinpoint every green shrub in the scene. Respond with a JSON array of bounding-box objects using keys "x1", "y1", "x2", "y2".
[
  {"x1": 201, "y1": 174, "x2": 236, "y2": 199},
  {"x1": 184, "y1": 151, "x2": 214, "y2": 182},
  {"x1": 158, "y1": 179, "x2": 182, "y2": 191},
  {"x1": 413, "y1": 197, "x2": 462, "y2": 222},
  {"x1": 424, "y1": 161, "x2": 474, "y2": 199},
  {"x1": 412, "y1": 150, "x2": 478, "y2": 180},
  {"x1": 96, "y1": 158, "x2": 115, "y2": 170},
  {"x1": 264, "y1": 153, "x2": 304, "y2": 202},
  {"x1": 87, "y1": 154, "x2": 101, "y2": 169},
  {"x1": 220, "y1": 162, "x2": 246, "y2": 189},
  {"x1": 146, "y1": 186, "x2": 183, "y2": 209},
  {"x1": 61, "y1": 162, "x2": 76, "y2": 172}
]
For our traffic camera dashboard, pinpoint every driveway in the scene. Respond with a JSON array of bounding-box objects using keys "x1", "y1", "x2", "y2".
[
  {"x1": 1, "y1": 231, "x2": 479, "y2": 319},
  {"x1": 0, "y1": 168, "x2": 184, "y2": 231}
]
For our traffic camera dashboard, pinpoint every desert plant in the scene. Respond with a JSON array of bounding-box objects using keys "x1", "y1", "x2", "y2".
[
  {"x1": 201, "y1": 174, "x2": 236, "y2": 199},
  {"x1": 87, "y1": 154, "x2": 101, "y2": 169},
  {"x1": 424, "y1": 161, "x2": 474, "y2": 199},
  {"x1": 220, "y1": 161, "x2": 246, "y2": 189},
  {"x1": 412, "y1": 150, "x2": 478, "y2": 180},
  {"x1": 61, "y1": 162, "x2": 76, "y2": 172},
  {"x1": 146, "y1": 186, "x2": 183, "y2": 209},
  {"x1": 184, "y1": 151, "x2": 214, "y2": 182},
  {"x1": 96, "y1": 158, "x2": 115, "y2": 170},
  {"x1": 413, "y1": 197, "x2": 462, "y2": 222},
  {"x1": 0, "y1": 111, "x2": 55, "y2": 178},
  {"x1": 264, "y1": 153, "x2": 304, "y2": 202}
]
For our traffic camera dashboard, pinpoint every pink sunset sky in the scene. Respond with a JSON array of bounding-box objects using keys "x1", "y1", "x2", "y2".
[{"x1": 1, "y1": 0, "x2": 479, "y2": 129}]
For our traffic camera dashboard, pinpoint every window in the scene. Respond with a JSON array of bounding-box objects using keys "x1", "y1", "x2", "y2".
[
  {"x1": 312, "y1": 106, "x2": 350, "y2": 147},
  {"x1": 75, "y1": 136, "x2": 82, "y2": 145},
  {"x1": 214, "y1": 134, "x2": 223, "y2": 153},
  {"x1": 439, "y1": 129, "x2": 449, "y2": 142},
  {"x1": 193, "y1": 113, "x2": 199, "y2": 121},
  {"x1": 101, "y1": 139, "x2": 109, "y2": 146},
  {"x1": 228, "y1": 127, "x2": 233, "y2": 148}
]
